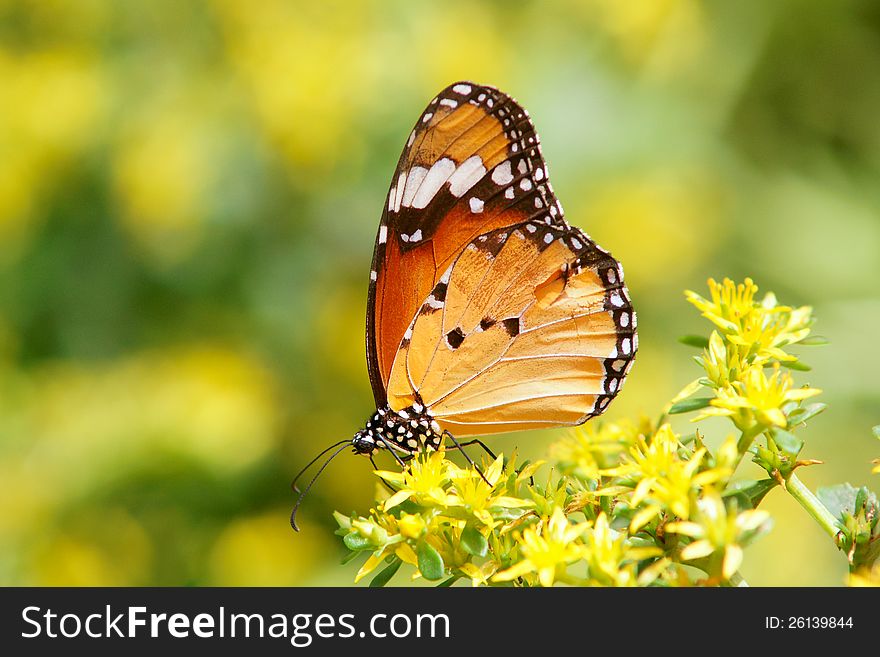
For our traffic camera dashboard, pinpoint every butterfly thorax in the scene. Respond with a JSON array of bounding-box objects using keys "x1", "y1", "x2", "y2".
[{"x1": 352, "y1": 404, "x2": 443, "y2": 455}]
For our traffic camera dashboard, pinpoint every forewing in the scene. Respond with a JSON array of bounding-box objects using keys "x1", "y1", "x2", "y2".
[{"x1": 366, "y1": 81, "x2": 549, "y2": 405}]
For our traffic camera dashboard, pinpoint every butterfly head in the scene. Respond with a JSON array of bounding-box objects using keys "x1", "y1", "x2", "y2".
[{"x1": 351, "y1": 428, "x2": 378, "y2": 455}]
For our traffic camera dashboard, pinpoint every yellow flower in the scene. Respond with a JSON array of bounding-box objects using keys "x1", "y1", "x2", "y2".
[
  {"x1": 666, "y1": 491, "x2": 770, "y2": 580},
  {"x1": 696, "y1": 331, "x2": 747, "y2": 389},
  {"x1": 582, "y1": 513, "x2": 663, "y2": 586},
  {"x1": 397, "y1": 512, "x2": 425, "y2": 539},
  {"x1": 458, "y1": 561, "x2": 497, "y2": 587},
  {"x1": 729, "y1": 301, "x2": 813, "y2": 364},
  {"x1": 376, "y1": 449, "x2": 450, "y2": 510},
  {"x1": 551, "y1": 418, "x2": 646, "y2": 480},
  {"x1": 687, "y1": 278, "x2": 814, "y2": 366},
  {"x1": 445, "y1": 456, "x2": 533, "y2": 528},
  {"x1": 493, "y1": 507, "x2": 590, "y2": 586},
  {"x1": 686, "y1": 278, "x2": 758, "y2": 334},
  {"x1": 696, "y1": 364, "x2": 821, "y2": 429},
  {"x1": 607, "y1": 424, "x2": 730, "y2": 530}
]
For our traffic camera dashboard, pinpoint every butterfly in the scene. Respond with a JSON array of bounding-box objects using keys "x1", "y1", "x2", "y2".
[{"x1": 291, "y1": 82, "x2": 636, "y2": 529}]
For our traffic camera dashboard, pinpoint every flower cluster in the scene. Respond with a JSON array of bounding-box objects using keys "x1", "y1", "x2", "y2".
[{"x1": 336, "y1": 278, "x2": 879, "y2": 586}]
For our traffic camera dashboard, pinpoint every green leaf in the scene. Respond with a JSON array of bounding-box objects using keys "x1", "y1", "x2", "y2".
[
  {"x1": 437, "y1": 576, "x2": 460, "y2": 587},
  {"x1": 723, "y1": 479, "x2": 778, "y2": 508},
  {"x1": 369, "y1": 559, "x2": 401, "y2": 588},
  {"x1": 786, "y1": 402, "x2": 827, "y2": 426},
  {"x1": 678, "y1": 335, "x2": 710, "y2": 349},
  {"x1": 798, "y1": 336, "x2": 830, "y2": 346},
  {"x1": 417, "y1": 540, "x2": 445, "y2": 580},
  {"x1": 817, "y1": 483, "x2": 858, "y2": 521},
  {"x1": 343, "y1": 533, "x2": 372, "y2": 551},
  {"x1": 668, "y1": 397, "x2": 713, "y2": 414},
  {"x1": 770, "y1": 429, "x2": 803, "y2": 459},
  {"x1": 460, "y1": 524, "x2": 488, "y2": 557},
  {"x1": 781, "y1": 359, "x2": 812, "y2": 372}
]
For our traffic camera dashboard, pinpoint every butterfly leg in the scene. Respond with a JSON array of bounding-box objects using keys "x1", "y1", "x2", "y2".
[
  {"x1": 456, "y1": 438, "x2": 533, "y2": 486},
  {"x1": 369, "y1": 454, "x2": 400, "y2": 494},
  {"x1": 453, "y1": 438, "x2": 497, "y2": 461},
  {"x1": 441, "y1": 430, "x2": 492, "y2": 486}
]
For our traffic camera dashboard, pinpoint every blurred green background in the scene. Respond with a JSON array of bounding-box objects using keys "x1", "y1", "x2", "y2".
[{"x1": 1, "y1": 0, "x2": 878, "y2": 586}]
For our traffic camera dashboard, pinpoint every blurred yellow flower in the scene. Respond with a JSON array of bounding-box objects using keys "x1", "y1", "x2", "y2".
[
  {"x1": 210, "y1": 510, "x2": 331, "y2": 586},
  {"x1": 578, "y1": 0, "x2": 706, "y2": 75},
  {"x1": 666, "y1": 491, "x2": 771, "y2": 580},
  {"x1": 551, "y1": 418, "x2": 645, "y2": 480},
  {"x1": 581, "y1": 174, "x2": 724, "y2": 290},
  {"x1": 0, "y1": 48, "x2": 103, "y2": 255}
]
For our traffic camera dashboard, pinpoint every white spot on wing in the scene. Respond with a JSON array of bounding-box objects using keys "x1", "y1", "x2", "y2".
[
  {"x1": 520, "y1": 178, "x2": 532, "y2": 191},
  {"x1": 410, "y1": 229, "x2": 422, "y2": 242},
  {"x1": 422, "y1": 112, "x2": 433, "y2": 123},
  {"x1": 379, "y1": 225, "x2": 388, "y2": 244},
  {"x1": 412, "y1": 158, "x2": 456, "y2": 209},
  {"x1": 469, "y1": 197, "x2": 484, "y2": 213},
  {"x1": 370, "y1": 270, "x2": 377, "y2": 281},
  {"x1": 491, "y1": 161, "x2": 513, "y2": 186},
  {"x1": 448, "y1": 155, "x2": 486, "y2": 197},
  {"x1": 452, "y1": 83, "x2": 472, "y2": 95},
  {"x1": 393, "y1": 172, "x2": 406, "y2": 212},
  {"x1": 401, "y1": 166, "x2": 428, "y2": 208},
  {"x1": 439, "y1": 98, "x2": 458, "y2": 108}
]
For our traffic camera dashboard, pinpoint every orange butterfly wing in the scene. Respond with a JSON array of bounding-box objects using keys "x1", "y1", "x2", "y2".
[
  {"x1": 368, "y1": 81, "x2": 635, "y2": 432},
  {"x1": 366, "y1": 82, "x2": 546, "y2": 406}
]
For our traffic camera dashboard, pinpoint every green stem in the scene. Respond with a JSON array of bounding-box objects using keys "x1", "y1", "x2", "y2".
[
  {"x1": 784, "y1": 471, "x2": 842, "y2": 540},
  {"x1": 732, "y1": 423, "x2": 763, "y2": 473}
]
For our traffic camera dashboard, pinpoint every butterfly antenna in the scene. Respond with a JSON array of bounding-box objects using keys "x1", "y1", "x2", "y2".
[
  {"x1": 290, "y1": 441, "x2": 351, "y2": 532},
  {"x1": 442, "y1": 430, "x2": 492, "y2": 486},
  {"x1": 370, "y1": 454, "x2": 400, "y2": 495},
  {"x1": 290, "y1": 439, "x2": 351, "y2": 493}
]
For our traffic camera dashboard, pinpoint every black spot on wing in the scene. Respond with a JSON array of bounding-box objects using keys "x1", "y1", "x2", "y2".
[
  {"x1": 446, "y1": 327, "x2": 465, "y2": 349},
  {"x1": 501, "y1": 317, "x2": 521, "y2": 337}
]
